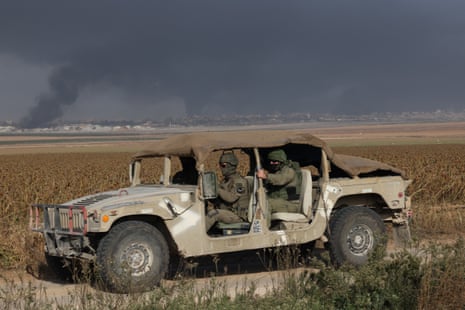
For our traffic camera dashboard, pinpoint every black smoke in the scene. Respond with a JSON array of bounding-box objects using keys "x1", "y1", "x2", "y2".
[{"x1": 19, "y1": 65, "x2": 88, "y2": 128}]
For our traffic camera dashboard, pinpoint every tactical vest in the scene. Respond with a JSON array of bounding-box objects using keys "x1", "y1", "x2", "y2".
[
  {"x1": 287, "y1": 160, "x2": 302, "y2": 199},
  {"x1": 218, "y1": 174, "x2": 250, "y2": 220},
  {"x1": 267, "y1": 161, "x2": 302, "y2": 201}
]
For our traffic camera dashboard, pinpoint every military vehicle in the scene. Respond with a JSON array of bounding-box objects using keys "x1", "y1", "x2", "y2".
[{"x1": 30, "y1": 130, "x2": 412, "y2": 293}]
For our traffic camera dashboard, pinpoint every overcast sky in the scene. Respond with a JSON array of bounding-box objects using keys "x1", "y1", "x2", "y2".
[{"x1": 1, "y1": 1, "x2": 465, "y2": 127}]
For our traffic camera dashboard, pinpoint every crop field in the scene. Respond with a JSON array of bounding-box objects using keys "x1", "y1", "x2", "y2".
[{"x1": 1, "y1": 142, "x2": 465, "y2": 271}]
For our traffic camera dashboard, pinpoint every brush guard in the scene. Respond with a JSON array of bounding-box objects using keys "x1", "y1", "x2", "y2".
[{"x1": 30, "y1": 204, "x2": 94, "y2": 258}]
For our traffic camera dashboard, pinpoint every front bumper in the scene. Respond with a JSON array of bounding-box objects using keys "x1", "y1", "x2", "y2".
[{"x1": 30, "y1": 204, "x2": 95, "y2": 259}]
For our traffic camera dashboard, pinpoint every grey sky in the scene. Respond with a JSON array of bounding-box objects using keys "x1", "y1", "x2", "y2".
[{"x1": 1, "y1": 0, "x2": 464, "y2": 127}]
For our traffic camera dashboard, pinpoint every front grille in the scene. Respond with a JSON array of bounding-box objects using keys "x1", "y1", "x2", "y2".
[{"x1": 30, "y1": 204, "x2": 88, "y2": 235}]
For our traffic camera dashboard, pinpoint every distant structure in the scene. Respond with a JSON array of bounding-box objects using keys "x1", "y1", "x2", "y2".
[{"x1": 2, "y1": 110, "x2": 465, "y2": 133}]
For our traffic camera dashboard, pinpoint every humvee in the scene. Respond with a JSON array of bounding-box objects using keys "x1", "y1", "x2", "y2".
[{"x1": 30, "y1": 130, "x2": 412, "y2": 293}]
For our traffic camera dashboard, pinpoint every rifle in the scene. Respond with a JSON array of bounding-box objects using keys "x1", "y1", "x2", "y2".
[{"x1": 253, "y1": 148, "x2": 269, "y2": 228}]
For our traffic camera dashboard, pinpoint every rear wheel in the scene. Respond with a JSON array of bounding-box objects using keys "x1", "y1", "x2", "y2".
[
  {"x1": 96, "y1": 221, "x2": 169, "y2": 293},
  {"x1": 328, "y1": 206, "x2": 386, "y2": 267}
]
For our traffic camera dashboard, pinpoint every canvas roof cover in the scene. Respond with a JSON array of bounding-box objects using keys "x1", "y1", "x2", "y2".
[{"x1": 133, "y1": 130, "x2": 407, "y2": 179}]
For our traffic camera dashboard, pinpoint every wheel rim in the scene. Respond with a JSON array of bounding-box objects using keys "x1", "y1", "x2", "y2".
[
  {"x1": 346, "y1": 224, "x2": 374, "y2": 256},
  {"x1": 120, "y1": 242, "x2": 154, "y2": 276}
]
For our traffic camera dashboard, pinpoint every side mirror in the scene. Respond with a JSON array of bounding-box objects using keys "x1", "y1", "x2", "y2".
[{"x1": 201, "y1": 171, "x2": 217, "y2": 199}]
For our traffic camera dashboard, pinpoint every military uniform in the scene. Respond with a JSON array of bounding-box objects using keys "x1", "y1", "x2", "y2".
[
  {"x1": 217, "y1": 172, "x2": 249, "y2": 220},
  {"x1": 263, "y1": 150, "x2": 301, "y2": 213},
  {"x1": 206, "y1": 153, "x2": 250, "y2": 231}
]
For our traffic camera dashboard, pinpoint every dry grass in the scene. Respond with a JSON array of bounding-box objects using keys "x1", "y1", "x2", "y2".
[
  {"x1": 0, "y1": 144, "x2": 464, "y2": 270},
  {"x1": 1, "y1": 142, "x2": 465, "y2": 308}
]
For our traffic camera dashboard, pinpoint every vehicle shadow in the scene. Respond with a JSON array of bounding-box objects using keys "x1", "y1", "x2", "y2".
[
  {"x1": 26, "y1": 243, "x2": 327, "y2": 287},
  {"x1": 168, "y1": 243, "x2": 326, "y2": 280}
]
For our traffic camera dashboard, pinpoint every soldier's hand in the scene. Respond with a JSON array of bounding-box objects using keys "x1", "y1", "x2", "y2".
[{"x1": 257, "y1": 169, "x2": 267, "y2": 179}]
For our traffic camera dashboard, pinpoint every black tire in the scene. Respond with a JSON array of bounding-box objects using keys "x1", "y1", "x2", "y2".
[
  {"x1": 328, "y1": 206, "x2": 386, "y2": 267},
  {"x1": 96, "y1": 221, "x2": 169, "y2": 293}
]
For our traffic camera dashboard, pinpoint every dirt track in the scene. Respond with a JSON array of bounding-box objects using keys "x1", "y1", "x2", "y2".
[
  {"x1": 3, "y1": 249, "x2": 321, "y2": 305},
  {"x1": 2, "y1": 267, "x2": 317, "y2": 305},
  {"x1": 2, "y1": 240, "x2": 405, "y2": 306}
]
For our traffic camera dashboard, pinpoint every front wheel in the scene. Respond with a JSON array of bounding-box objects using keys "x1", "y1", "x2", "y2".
[
  {"x1": 96, "y1": 221, "x2": 169, "y2": 293},
  {"x1": 328, "y1": 206, "x2": 386, "y2": 267}
]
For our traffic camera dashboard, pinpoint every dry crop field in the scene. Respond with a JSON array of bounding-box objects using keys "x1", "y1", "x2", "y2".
[{"x1": 1, "y1": 123, "x2": 465, "y2": 272}]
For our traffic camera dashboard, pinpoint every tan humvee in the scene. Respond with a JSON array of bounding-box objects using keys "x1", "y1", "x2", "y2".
[{"x1": 30, "y1": 130, "x2": 412, "y2": 293}]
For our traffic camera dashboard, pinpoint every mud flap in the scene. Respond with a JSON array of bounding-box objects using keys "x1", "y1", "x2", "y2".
[{"x1": 392, "y1": 222, "x2": 412, "y2": 247}]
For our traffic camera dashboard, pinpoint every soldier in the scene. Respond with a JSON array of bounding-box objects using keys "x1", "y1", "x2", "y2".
[
  {"x1": 257, "y1": 149, "x2": 301, "y2": 213},
  {"x1": 206, "y1": 152, "x2": 250, "y2": 231}
]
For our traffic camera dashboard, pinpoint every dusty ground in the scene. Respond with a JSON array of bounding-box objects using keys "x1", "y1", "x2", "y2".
[
  {"x1": 2, "y1": 242, "x2": 398, "y2": 305},
  {"x1": 3, "y1": 232, "x2": 441, "y2": 306},
  {"x1": 1, "y1": 267, "x2": 320, "y2": 306}
]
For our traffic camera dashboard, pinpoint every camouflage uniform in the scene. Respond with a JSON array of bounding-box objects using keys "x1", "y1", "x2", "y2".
[
  {"x1": 216, "y1": 172, "x2": 249, "y2": 219},
  {"x1": 264, "y1": 150, "x2": 301, "y2": 213},
  {"x1": 206, "y1": 153, "x2": 250, "y2": 231}
]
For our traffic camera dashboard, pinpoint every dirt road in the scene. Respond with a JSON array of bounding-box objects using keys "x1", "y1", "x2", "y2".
[
  {"x1": 2, "y1": 261, "x2": 319, "y2": 307},
  {"x1": 1, "y1": 240, "x2": 408, "y2": 308}
]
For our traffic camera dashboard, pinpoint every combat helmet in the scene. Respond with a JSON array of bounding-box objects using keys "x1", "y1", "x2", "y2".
[
  {"x1": 267, "y1": 149, "x2": 287, "y2": 162},
  {"x1": 219, "y1": 151, "x2": 238, "y2": 177},
  {"x1": 267, "y1": 149, "x2": 287, "y2": 172},
  {"x1": 219, "y1": 152, "x2": 239, "y2": 166}
]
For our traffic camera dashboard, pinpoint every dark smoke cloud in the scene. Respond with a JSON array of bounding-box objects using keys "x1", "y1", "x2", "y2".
[
  {"x1": 1, "y1": 0, "x2": 465, "y2": 128},
  {"x1": 19, "y1": 66, "x2": 86, "y2": 128}
]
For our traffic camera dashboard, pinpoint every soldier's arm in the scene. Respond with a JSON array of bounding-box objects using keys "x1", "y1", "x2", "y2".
[
  {"x1": 218, "y1": 187, "x2": 240, "y2": 203},
  {"x1": 218, "y1": 179, "x2": 248, "y2": 203},
  {"x1": 267, "y1": 166, "x2": 295, "y2": 186}
]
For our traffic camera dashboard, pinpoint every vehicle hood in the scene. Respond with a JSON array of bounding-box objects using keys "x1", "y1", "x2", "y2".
[{"x1": 62, "y1": 185, "x2": 193, "y2": 209}]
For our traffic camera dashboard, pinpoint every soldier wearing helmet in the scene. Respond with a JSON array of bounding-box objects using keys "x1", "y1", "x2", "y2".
[
  {"x1": 206, "y1": 151, "x2": 250, "y2": 231},
  {"x1": 257, "y1": 149, "x2": 301, "y2": 213}
]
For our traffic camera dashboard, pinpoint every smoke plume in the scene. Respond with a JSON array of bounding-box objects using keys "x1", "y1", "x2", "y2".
[{"x1": 19, "y1": 65, "x2": 87, "y2": 128}]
